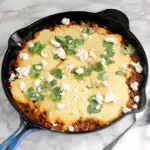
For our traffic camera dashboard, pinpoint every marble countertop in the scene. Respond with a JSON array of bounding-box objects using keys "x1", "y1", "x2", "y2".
[{"x1": 0, "y1": 0, "x2": 150, "y2": 149}]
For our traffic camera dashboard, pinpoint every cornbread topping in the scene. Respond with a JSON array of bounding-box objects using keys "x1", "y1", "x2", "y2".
[{"x1": 9, "y1": 18, "x2": 143, "y2": 132}]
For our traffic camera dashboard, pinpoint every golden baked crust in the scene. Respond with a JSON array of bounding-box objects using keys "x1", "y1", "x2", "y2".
[{"x1": 9, "y1": 21, "x2": 143, "y2": 132}]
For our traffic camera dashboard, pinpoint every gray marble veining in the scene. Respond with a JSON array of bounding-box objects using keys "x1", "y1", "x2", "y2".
[{"x1": 0, "y1": 0, "x2": 150, "y2": 150}]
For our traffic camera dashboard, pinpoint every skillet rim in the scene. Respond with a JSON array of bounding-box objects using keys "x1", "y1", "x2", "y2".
[{"x1": 1, "y1": 11, "x2": 149, "y2": 133}]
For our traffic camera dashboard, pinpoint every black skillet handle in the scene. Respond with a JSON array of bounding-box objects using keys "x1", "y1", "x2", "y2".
[
  {"x1": 97, "y1": 9, "x2": 130, "y2": 29},
  {"x1": 0, "y1": 117, "x2": 39, "y2": 150}
]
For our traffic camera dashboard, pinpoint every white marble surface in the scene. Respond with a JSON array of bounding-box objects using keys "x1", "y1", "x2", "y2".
[{"x1": 0, "y1": 0, "x2": 150, "y2": 149}]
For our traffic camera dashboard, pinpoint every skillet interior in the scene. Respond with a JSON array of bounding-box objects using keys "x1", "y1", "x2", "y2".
[{"x1": 1, "y1": 11, "x2": 148, "y2": 133}]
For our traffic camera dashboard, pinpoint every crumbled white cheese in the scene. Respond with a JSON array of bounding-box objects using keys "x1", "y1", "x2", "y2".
[
  {"x1": 132, "y1": 104, "x2": 138, "y2": 109},
  {"x1": 82, "y1": 98, "x2": 87, "y2": 101},
  {"x1": 104, "y1": 36, "x2": 116, "y2": 44},
  {"x1": 29, "y1": 42, "x2": 34, "y2": 48},
  {"x1": 51, "y1": 39, "x2": 60, "y2": 48},
  {"x1": 52, "y1": 47, "x2": 66, "y2": 59},
  {"x1": 75, "y1": 67, "x2": 84, "y2": 75},
  {"x1": 9, "y1": 73, "x2": 16, "y2": 81},
  {"x1": 34, "y1": 80, "x2": 41, "y2": 87},
  {"x1": 96, "y1": 105, "x2": 101, "y2": 110},
  {"x1": 89, "y1": 51, "x2": 96, "y2": 59},
  {"x1": 68, "y1": 40, "x2": 72, "y2": 44},
  {"x1": 121, "y1": 64, "x2": 128, "y2": 69},
  {"x1": 41, "y1": 51, "x2": 48, "y2": 58},
  {"x1": 122, "y1": 107, "x2": 131, "y2": 113},
  {"x1": 46, "y1": 74, "x2": 53, "y2": 82},
  {"x1": 19, "y1": 82, "x2": 25, "y2": 91},
  {"x1": 37, "y1": 86, "x2": 42, "y2": 92},
  {"x1": 61, "y1": 18, "x2": 70, "y2": 25},
  {"x1": 130, "y1": 81, "x2": 139, "y2": 91},
  {"x1": 103, "y1": 81, "x2": 108, "y2": 87},
  {"x1": 76, "y1": 48, "x2": 88, "y2": 61},
  {"x1": 82, "y1": 33, "x2": 89, "y2": 39},
  {"x1": 104, "y1": 90, "x2": 118, "y2": 103},
  {"x1": 82, "y1": 97, "x2": 87, "y2": 101},
  {"x1": 68, "y1": 125, "x2": 74, "y2": 132},
  {"x1": 19, "y1": 53, "x2": 29, "y2": 60},
  {"x1": 130, "y1": 62, "x2": 143, "y2": 73},
  {"x1": 35, "y1": 65, "x2": 42, "y2": 70},
  {"x1": 16, "y1": 65, "x2": 30, "y2": 78},
  {"x1": 96, "y1": 93, "x2": 103, "y2": 104},
  {"x1": 53, "y1": 123, "x2": 57, "y2": 127},
  {"x1": 41, "y1": 60, "x2": 48, "y2": 67},
  {"x1": 52, "y1": 50, "x2": 58, "y2": 54},
  {"x1": 61, "y1": 83, "x2": 71, "y2": 91},
  {"x1": 57, "y1": 47, "x2": 66, "y2": 59},
  {"x1": 33, "y1": 93, "x2": 40, "y2": 97},
  {"x1": 134, "y1": 95, "x2": 140, "y2": 103},
  {"x1": 101, "y1": 58, "x2": 106, "y2": 65},
  {"x1": 67, "y1": 64, "x2": 74, "y2": 70},
  {"x1": 57, "y1": 103, "x2": 65, "y2": 109}
]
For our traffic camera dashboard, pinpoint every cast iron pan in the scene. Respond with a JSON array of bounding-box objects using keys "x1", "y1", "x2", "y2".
[{"x1": 0, "y1": 9, "x2": 148, "y2": 150}]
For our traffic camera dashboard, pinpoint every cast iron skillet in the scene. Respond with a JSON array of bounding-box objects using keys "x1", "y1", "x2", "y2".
[{"x1": 0, "y1": 9, "x2": 148, "y2": 150}]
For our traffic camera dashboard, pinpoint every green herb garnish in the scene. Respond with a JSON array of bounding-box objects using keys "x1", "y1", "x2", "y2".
[
  {"x1": 51, "y1": 87, "x2": 62, "y2": 101},
  {"x1": 27, "y1": 87, "x2": 44, "y2": 101},
  {"x1": 98, "y1": 72, "x2": 108, "y2": 81},
  {"x1": 74, "y1": 74, "x2": 83, "y2": 80},
  {"x1": 72, "y1": 67, "x2": 92, "y2": 80},
  {"x1": 72, "y1": 63, "x2": 104, "y2": 80},
  {"x1": 81, "y1": 27, "x2": 93, "y2": 34},
  {"x1": 29, "y1": 42, "x2": 45, "y2": 54},
  {"x1": 27, "y1": 87, "x2": 34, "y2": 98},
  {"x1": 53, "y1": 54, "x2": 59, "y2": 60},
  {"x1": 55, "y1": 36, "x2": 73, "y2": 44},
  {"x1": 103, "y1": 41, "x2": 115, "y2": 57},
  {"x1": 92, "y1": 62, "x2": 104, "y2": 72},
  {"x1": 116, "y1": 70, "x2": 124, "y2": 76},
  {"x1": 83, "y1": 68, "x2": 92, "y2": 76},
  {"x1": 30, "y1": 64, "x2": 42, "y2": 78},
  {"x1": 55, "y1": 36, "x2": 84, "y2": 55},
  {"x1": 87, "y1": 95, "x2": 101, "y2": 114},
  {"x1": 101, "y1": 55, "x2": 114, "y2": 65},
  {"x1": 36, "y1": 85, "x2": 49, "y2": 93},
  {"x1": 101, "y1": 41, "x2": 115, "y2": 66},
  {"x1": 45, "y1": 80, "x2": 57, "y2": 87},
  {"x1": 120, "y1": 44, "x2": 135, "y2": 55},
  {"x1": 72, "y1": 68, "x2": 84, "y2": 80},
  {"x1": 74, "y1": 38, "x2": 85, "y2": 47},
  {"x1": 51, "y1": 68, "x2": 63, "y2": 79}
]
